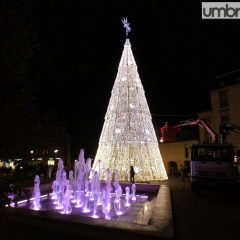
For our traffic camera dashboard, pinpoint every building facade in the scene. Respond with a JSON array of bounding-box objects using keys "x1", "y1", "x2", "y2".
[
  {"x1": 198, "y1": 78, "x2": 240, "y2": 150},
  {"x1": 0, "y1": 113, "x2": 71, "y2": 169},
  {"x1": 159, "y1": 139, "x2": 199, "y2": 175}
]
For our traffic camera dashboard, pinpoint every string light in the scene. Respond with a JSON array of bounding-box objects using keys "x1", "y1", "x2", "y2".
[{"x1": 92, "y1": 39, "x2": 168, "y2": 182}]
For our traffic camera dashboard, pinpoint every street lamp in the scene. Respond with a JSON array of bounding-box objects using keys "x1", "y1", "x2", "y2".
[
  {"x1": 54, "y1": 149, "x2": 59, "y2": 154},
  {"x1": 30, "y1": 150, "x2": 34, "y2": 161},
  {"x1": 54, "y1": 149, "x2": 59, "y2": 161}
]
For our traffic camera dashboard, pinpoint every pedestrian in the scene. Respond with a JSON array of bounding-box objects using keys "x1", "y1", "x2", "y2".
[{"x1": 130, "y1": 165, "x2": 135, "y2": 183}]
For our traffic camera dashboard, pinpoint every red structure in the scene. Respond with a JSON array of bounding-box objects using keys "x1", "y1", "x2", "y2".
[
  {"x1": 160, "y1": 122, "x2": 181, "y2": 142},
  {"x1": 160, "y1": 119, "x2": 218, "y2": 144}
]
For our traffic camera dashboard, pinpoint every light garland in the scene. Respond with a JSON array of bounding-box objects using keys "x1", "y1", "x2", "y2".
[{"x1": 92, "y1": 39, "x2": 168, "y2": 182}]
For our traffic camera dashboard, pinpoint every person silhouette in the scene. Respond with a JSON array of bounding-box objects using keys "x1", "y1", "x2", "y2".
[{"x1": 130, "y1": 165, "x2": 135, "y2": 183}]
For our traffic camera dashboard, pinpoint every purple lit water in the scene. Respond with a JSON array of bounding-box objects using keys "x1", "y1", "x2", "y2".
[{"x1": 15, "y1": 190, "x2": 153, "y2": 225}]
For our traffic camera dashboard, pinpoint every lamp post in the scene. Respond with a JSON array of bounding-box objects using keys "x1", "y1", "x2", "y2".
[
  {"x1": 54, "y1": 149, "x2": 59, "y2": 156},
  {"x1": 54, "y1": 149, "x2": 59, "y2": 164},
  {"x1": 30, "y1": 150, "x2": 34, "y2": 162}
]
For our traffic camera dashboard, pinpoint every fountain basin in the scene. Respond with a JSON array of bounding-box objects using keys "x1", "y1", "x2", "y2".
[{"x1": 0, "y1": 183, "x2": 174, "y2": 240}]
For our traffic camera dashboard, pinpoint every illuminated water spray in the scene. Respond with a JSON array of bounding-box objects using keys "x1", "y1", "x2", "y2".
[{"x1": 32, "y1": 175, "x2": 41, "y2": 210}]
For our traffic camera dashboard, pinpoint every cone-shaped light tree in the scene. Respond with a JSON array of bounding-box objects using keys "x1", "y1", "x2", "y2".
[{"x1": 92, "y1": 19, "x2": 168, "y2": 182}]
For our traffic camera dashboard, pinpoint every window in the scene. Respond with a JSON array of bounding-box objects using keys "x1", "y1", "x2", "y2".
[
  {"x1": 218, "y1": 90, "x2": 228, "y2": 108},
  {"x1": 192, "y1": 145, "x2": 233, "y2": 162}
]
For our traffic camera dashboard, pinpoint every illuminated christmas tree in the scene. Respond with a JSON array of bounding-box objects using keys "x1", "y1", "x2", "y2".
[{"x1": 92, "y1": 19, "x2": 168, "y2": 182}]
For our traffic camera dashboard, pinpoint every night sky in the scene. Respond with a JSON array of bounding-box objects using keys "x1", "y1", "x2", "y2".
[{"x1": 3, "y1": 1, "x2": 240, "y2": 158}]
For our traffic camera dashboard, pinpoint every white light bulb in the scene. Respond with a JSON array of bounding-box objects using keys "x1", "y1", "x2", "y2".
[
  {"x1": 115, "y1": 128, "x2": 121, "y2": 134},
  {"x1": 129, "y1": 103, "x2": 135, "y2": 109}
]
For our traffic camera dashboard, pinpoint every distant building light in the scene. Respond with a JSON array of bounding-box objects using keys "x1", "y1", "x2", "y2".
[
  {"x1": 48, "y1": 158, "x2": 53, "y2": 160},
  {"x1": 48, "y1": 160, "x2": 55, "y2": 166},
  {"x1": 56, "y1": 158, "x2": 60, "y2": 160},
  {"x1": 30, "y1": 150, "x2": 34, "y2": 154},
  {"x1": 9, "y1": 162, "x2": 15, "y2": 170},
  {"x1": 37, "y1": 158, "x2": 42, "y2": 161},
  {"x1": 54, "y1": 149, "x2": 59, "y2": 154}
]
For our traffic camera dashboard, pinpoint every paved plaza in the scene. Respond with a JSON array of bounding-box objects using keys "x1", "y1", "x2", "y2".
[
  {"x1": 1, "y1": 176, "x2": 240, "y2": 240},
  {"x1": 167, "y1": 175, "x2": 240, "y2": 240}
]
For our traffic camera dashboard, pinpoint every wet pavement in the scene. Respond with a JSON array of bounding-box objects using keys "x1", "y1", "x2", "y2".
[{"x1": 167, "y1": 175, "x2": 240, "y2": 240}]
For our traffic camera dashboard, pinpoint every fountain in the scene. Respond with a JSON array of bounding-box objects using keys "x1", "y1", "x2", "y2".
[
  {"x1": 61, "y1": 180, "x2": 72, "y2": 214},
  {"x1": 131, "y1": 183, "x2": 136, "y2": 201},
  {"x1": 12, "y1": 149, "x2": 152, "y2": 222},
  {"x1": 114, "y1": 185, "x2": 124, "y2": 215},
  {"x1": 2, "y1": 149, "x2": 173, "y2": 240},
  {"x1": 124, "y1": 186, "x2": 131, "y2": 207},
  {"x1": 46, "y1": 160, "x2": 148, "y2": 220},
  {"x1": 32, "y1": 175, "x2": 41, "y2": 210},
  {"x1": 91, "y1": 171, "x2": 100, "y2": 218}
]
